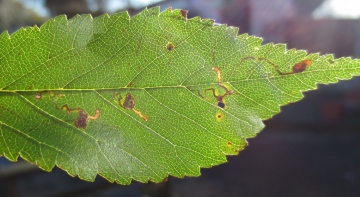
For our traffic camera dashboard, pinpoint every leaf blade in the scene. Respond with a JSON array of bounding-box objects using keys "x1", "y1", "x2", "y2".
[{"x1": 1, "y1": 7, "x2": 360, "y2": 184}]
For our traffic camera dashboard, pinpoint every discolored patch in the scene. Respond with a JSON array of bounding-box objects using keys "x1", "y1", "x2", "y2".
[
  {"x1": 61, "y1": 104, "x2": 100, "y2": 128},
  {"x1": 198, "y1": 67, "x2": 233, "y2": 109},
  {"x1": 126, "y1": 82, "x2": 133, "y2": 87},
  {"x1": 292, "y1": 59, "x2": 312, "y2": 74},
  {"x1": 113, "y1": 93, "x2": 148, "y2": 122},
  {"x1": 216, "y1": 111, "x2": 224, "y2": 121},
  {"x1": 180, "y1": 9, "x2": 188, "y2": 18},
  {"x1": 166, "y1": 42, "x2": 174, "y2": 51},
  {"x1": 212, "y1": 67, "x2": 222, "y2": 83},
  {"x1": 123, "y1": 93, "x2": 136, "y2": 110},
  {"x1": 88, "y1": 109, "x2": 101, "y2": 120},
  {"x1": 35, "y1": 92, "x2": 43, "y2": 100},
  {"x1": 75, "y1": 110, "x2": 88, "y2": 128},
  {"x1": 227, "y1": 141, "x2": 233, "y2": 147},
  {"x1": 49, "y1": 91, "x2": 66, "y2": 103},
  {"x1": 234, "y1": 56, "x2": 313, "y2": 76}
]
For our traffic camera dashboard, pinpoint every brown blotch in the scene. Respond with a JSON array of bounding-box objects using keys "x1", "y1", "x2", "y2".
[
  {"x1": 75, "y1": 110, "x2": 88, "y2": 128},
  {"x1": 292, "y1": 59, "x2": 312, "y2": 74},
  {"x1": 61, "y1": 104, "x2": 100, "y2": 128},
  {"x1": 227, "y1": 141, "x2": 233, "y2": 146},
  {"x1": 166, "y1": 42, "x2": 174, "y2": 51},
  {"x1": 123, "y1": 93, "x2": 136, "y2": 110},
  {"x1": 114, "y1": 93, "x2": 148, "y2": 122},
  {"x1": 180, "y1": 9, "x2": 188, "y2": 18}
]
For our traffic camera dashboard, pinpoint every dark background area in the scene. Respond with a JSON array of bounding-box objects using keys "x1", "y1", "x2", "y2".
[{"x1": 1, "y1": 0, "x2": 360, "y2": 196}]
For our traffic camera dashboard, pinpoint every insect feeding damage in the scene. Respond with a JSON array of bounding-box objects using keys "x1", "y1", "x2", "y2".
[
  {"x1": 166, "y1": 42, "x2": 174, "y2": 51},
  {"x1": 61, "y1": 104, "x2": 100, "y2": 129},
  {"x1": 291, "y1": 59, "x2": 312, "y2": 74},
  {"x1": 35, "y1": 92, "x2": 43, "y2": 100},
  {"x1": 113, "y1": 93, "x2": 148, "y2": 122},
  {"x1": 216, "y1": 111, "x2": 224, "y2": 122},
  {"x1": 238, "y1": 56, "x2": 312, "y2": 76},
  {"x1": 199, "y1": 67, "x2": 234, "y2": 109}
]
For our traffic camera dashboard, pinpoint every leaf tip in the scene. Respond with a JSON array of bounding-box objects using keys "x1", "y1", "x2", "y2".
[
  {"x1": 180, "y1": 9, "x2": 188, "y2": 18},
  {"x1": 53, "y1": 14, "x2": 68, "y2": 22}
]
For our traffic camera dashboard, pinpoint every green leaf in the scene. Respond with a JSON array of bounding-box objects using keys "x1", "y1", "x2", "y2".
[{"x1": 0, "y1": 7, "x2": 359, "y2": 184}]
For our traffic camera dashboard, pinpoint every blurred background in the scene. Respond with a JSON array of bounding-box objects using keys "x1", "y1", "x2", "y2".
[{"x1": 1, "y1": 0, "x2": 360, "y2": 196}]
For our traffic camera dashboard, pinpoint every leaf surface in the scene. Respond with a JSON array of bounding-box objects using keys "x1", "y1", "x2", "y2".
[{"x1": 1, "y1": 7, "x2": 359, "y2": 184}]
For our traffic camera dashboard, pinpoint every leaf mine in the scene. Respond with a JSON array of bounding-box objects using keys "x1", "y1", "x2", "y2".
[
  {"x1": 235, "y1": 56, "x2": 312, "y2": 76},
  {"x1": 1, "y1": 7, "x2": 360, "y2": 184},
  {"x1": 113, "y1": 93, "x2": 148, "y2": 122},
  {"x1": 199, "y1": 67, "x2": 234, "y2": 109},
  {"x1": 60, "y1": 104, "x2": 101, "y2": 128}
]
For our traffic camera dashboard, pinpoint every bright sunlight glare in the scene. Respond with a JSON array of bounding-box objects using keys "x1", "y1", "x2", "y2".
[{"x1": 313, "y1": 0, "x2": 360, "y2": 19}]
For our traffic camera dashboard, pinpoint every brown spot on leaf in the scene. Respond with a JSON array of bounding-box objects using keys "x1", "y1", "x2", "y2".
[
  {"x1": 180, "y1": 9, "x2": 188, "y2": 18},
  {"x1": 61, "y1": 104, "x2": 100, "y2": 128},
  {"x1": 216, "y1": 111, "x2": 224, "y2": 121},
  {"x1": 292, "y1": 59, "x2": 312, "y2": 74},
  {"x1": 166, "y1": 42, "x2": 174, "y2": 51},
  {"x1": 123, "y1": 93, "x2": 136, "y2": 110},
  {"x1": 75, "y1": 110, "x2": 88, "y2": 128},
  {"x1": 127, "y1": 82, "x2": 133, "y2": 87}
]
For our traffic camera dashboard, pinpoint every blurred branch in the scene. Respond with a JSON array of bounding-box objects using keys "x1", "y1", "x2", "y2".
[{"x1": 0, "y1": 0, "x2": 46, "y2": 32}]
